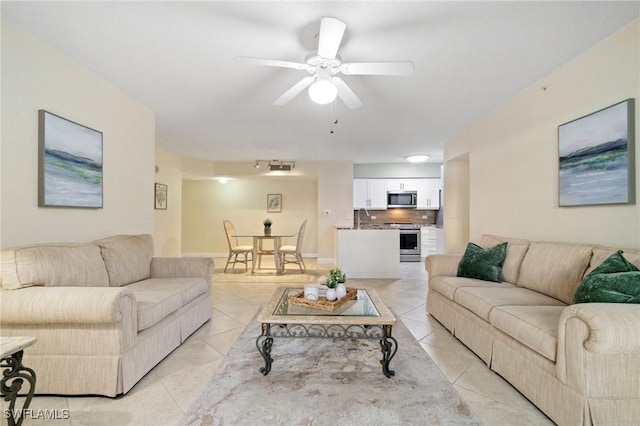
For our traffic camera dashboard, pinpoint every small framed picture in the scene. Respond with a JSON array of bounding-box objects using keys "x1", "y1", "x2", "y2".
[
  {"x1": 267, "y1": 193, "x2": 282, "y2": 213},
  {"x1": 155, "y1": 183, "x2": 167, "y2": 210}
]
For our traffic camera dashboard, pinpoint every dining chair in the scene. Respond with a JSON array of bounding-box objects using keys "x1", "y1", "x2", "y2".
[
  {"x1": 223, "y1": 220, "x2": 253, "y2": 272},
  {"x1": 278, "y1": 219, "x2": 307, "y2": 273}
]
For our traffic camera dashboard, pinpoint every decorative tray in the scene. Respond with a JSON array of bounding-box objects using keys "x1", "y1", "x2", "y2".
[{"x1": 290, "y1": 287, "x2": 358, "y2": 312}]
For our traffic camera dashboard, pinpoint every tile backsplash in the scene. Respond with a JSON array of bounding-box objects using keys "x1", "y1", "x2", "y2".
[{"x1": 354, "y1": 209, "x2": 437, "y2": 227}]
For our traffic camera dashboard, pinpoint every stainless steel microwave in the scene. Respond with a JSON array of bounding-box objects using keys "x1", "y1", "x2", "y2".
[{"x1": 387, "y1": 191, "x2": 417, "y2": 208}]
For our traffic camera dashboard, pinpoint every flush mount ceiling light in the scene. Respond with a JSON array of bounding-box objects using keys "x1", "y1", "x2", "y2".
[
  {"x1": 308, "y1": 76, "x2": 338, "y2": 105},
  {"x1": 217, "y1": 177, "x2": 230, "y2": 184},
  {"x1": 406, "y1": 155, "x2": 430, "y2": 163}
]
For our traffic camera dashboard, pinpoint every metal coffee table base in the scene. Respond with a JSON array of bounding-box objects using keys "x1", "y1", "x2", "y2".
[
  {"x1": 1, "y1": 350, "x2": 37, "y2": 426},
  {"x1": 256, "y1": 323, "x2": 398, "y2": 378}
]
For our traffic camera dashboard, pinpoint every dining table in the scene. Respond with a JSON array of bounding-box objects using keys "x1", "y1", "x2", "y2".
[{"x1": 236, "y1": 233, "x2": 296, "y2": 274}]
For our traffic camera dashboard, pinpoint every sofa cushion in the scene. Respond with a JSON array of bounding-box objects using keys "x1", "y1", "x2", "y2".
[
  {"x1": 457, "y1": 242, "x2": 507, "y2": 282},
  {"x1": 481, "y1": 235, "x2": 530, "y2": 284},
  {"x1": 585, "y1": 247, "x2": 640, "y2": 276},
  {"x1": 1, "y1": 244, "x2": 109, "y2": 290},
  {"x1": 454, "y1": 286, "x2": 566, "y2": 321},
  {"x1": 126, "y1": 277, "x2": 209, "y2": 331},
  {"x1": 94, "y1": 234, "x2": 154, "y2": 287},
  {"x1": 574, "y1": 251, "x2": 640, "y2": 304},
  {"x1": 430, "y1": 276, "x2": 515, "y2": 300},
  {"x1": 517, "y1": 242, "x2": 593, "y2": 304},
  {"x1": 490, "y1": 305, "x2": 565, "y2": 362}
]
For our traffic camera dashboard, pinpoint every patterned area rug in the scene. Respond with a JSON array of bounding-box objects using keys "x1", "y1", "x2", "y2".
[
  {"x1": 181, "y1": 314, "x2": 479, "y2": 425},
  {"x1": 212, "y1": 269, "x2": 323, "y2": 283}
]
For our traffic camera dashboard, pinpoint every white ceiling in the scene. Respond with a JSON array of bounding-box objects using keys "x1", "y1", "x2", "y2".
[{"x1": 3, "y1": 1, "x2": 638, "y2": 164}]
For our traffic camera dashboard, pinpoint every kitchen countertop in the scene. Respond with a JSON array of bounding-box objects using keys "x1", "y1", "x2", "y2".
[
  {"x1": 336, "y1": 224, "x2": 435, "y2": 230},
  {"x1": 336, "y1": 226, "x2": 397, "y2": 230}
]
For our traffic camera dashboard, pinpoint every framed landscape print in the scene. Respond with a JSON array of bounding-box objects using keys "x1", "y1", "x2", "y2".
[
  {"x1": 155, "y1": 183, "x2": 167, "y2": 210},
  {"x1": 267, "y1": 193, "x2": 282, "y2": 213},
  {"x1": 558, "y1": 99, "x2": 635, "y2": 207},
  {"x1": 38, "y1": 110, "x2": 103, "y2": 208}
]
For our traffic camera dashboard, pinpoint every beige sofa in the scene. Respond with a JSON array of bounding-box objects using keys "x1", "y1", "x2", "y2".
[
  {"x1": 426, "y1": 235, "x2": 640, "y2": 426},
  {"x1": 0, "y1": 234, "x2": 214, "y2": 397}
]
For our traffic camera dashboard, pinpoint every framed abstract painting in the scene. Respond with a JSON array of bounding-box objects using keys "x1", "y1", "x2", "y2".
[
  {"x1": 38, "y1": 110, "x2": 103, "y2": 208},
  {"x1": 558, "y1": 99, "x2": 635, "y2": 207}
]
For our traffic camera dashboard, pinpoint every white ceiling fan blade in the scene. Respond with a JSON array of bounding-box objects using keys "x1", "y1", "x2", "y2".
[
  {"x1": 235, "y1": 56, "x2": 308, "y2": 71},
  {"x1": 332, "y1": 77, "x2": 362, "y2": 109},
  {"x1": 340, "y1": 61, "x2": 415, "y2": 76},
  {"x1": 317, "y1": 17, "x2": 346, "y2": 60},
  {"x1": 273, "y1": 76, "x2": 315, "y2": 106}
]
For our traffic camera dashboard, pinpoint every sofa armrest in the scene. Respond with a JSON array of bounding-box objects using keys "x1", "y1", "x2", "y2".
[
  {"x1": 556, "y1": 303, "x2": 640, "y2": 397},
  {"x1": 560, "y1": 303, "x2": 640, "y2": 353},
  {"x1": 150, "y1": 257, "x2": 215, "y2": 282},
  {"x1": 0, "y1": 286, "x2": 136, "y2": 324},
  {"x1": 425, "y1": 254, "x2": 462, "y2": 277}
]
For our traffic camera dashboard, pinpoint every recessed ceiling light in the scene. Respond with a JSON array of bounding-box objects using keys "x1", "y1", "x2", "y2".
[{"x1": 406, "y1": 155, "x2": 429, "y2": 163}]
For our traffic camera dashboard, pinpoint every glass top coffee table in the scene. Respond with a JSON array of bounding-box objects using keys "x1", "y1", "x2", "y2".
[{"x1": 256, "y1": 287, "x2": 398, "y2": 378}]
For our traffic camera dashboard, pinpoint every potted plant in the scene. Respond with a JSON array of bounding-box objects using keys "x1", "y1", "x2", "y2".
[
  {"x1": 327, "y1": 268, "x2": 347, "y2": 300},
  {"x1": 263, "y1": 218, "x2": 272, "y2": 235},
  {"x1": 326, "y1": 268, "x2": 346, "y2": 288}
]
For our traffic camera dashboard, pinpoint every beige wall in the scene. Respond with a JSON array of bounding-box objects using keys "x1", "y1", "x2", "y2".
[
  {"x1": 443, "y1": 156, "x2": 469, "y2": 253},
  {"x1": 180, "y1": 161, "x2": 354, "y2": 263},
  {"x1": 182, "y1": 177, "x2": 319, "y2": 256},
  {"x1": 445, "y1": 19, "x2": 640, "y2": 249},
  {"x1": 316, "y1": 162, "x2": 354, "y2": 263},
  {"x1": 1, "y1": 19, "x2": 155, "y2": 248},
  {"x1": 154, "y1": 148, "x2": 183, "y2": 256}
]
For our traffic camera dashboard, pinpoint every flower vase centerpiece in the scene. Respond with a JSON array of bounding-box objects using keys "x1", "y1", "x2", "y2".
[
  {"x1": 263, "y1": 218, "x2": 272, "y2": 236},
  {"x1": 327, "y1": 267, "x2": 347, "y2": 300}
]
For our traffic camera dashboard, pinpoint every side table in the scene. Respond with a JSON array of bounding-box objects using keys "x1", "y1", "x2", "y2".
[{"x1": 1, "y1": 337, "x2": 37, "y2": 426}]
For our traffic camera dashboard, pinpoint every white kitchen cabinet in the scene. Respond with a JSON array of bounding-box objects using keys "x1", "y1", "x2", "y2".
[
  {"x1": 354, "y1": 178, "x2": 441, "y2": 210},
  {"x1": 353, "y1": 179, "x2": 386, "y2": 209},
  {"x1": 385, "y1": 179, "x2": 419, "y2": 191},
  {"x1": 417, "y1": 178, "x2": 441, "y2": 209},
  {"x1": 353, "y1": 179, "x2": 368, "y2": 209},
  {"x1": 421, "y1": 226, "x2": 437, "y2": 259}
]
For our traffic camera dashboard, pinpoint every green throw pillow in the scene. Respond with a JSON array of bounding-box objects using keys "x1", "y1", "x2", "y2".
[
  {"x1": 573, "y1": 250, "x2": 640, "y2": 304},
  {"x1": 457, "y1": 242, "x2": 507, "y2": 283}
]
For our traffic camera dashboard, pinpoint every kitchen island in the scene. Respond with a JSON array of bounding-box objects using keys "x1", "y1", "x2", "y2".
[{"x1": 335, "y1": 228, "x2": 400, "y2": 279}]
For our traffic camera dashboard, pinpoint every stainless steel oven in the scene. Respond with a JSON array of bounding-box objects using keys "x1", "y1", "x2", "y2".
[{"x1": 398, "y1": 224, "x2": 421, "y2": 262}]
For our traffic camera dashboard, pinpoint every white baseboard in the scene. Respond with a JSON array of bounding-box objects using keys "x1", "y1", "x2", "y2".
[{"x1": 316, "y1": 257, "x2": 335, "y2": 264}]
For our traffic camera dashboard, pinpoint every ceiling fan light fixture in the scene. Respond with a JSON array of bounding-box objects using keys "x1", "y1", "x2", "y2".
[
  {"x1": 308, "y1": 78, "x2": 337, "y2": 104},
  {"x1": 406, "y1": 155, "x2": 430, "y2": 163}
]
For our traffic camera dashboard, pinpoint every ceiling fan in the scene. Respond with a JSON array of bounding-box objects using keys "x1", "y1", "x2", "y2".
[{"x1": 235, "y1": 17, "x2": 414, "y2": 109}]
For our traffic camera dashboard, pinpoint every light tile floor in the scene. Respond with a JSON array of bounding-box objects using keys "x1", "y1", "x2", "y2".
[{"x1": 5, "y1": 260, "x2": 554, "y2": 425}]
